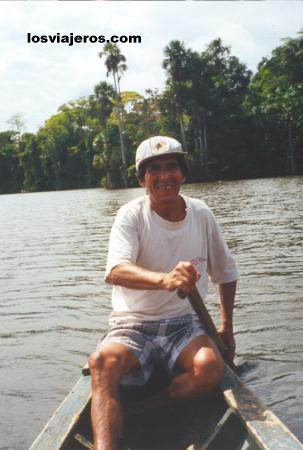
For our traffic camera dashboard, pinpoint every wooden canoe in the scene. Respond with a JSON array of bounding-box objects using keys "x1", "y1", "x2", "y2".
[{"x1": 29, "y1": 362, "x2": 303, "y2": 450}]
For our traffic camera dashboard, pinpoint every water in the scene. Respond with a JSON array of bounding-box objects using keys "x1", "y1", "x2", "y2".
[{"x1": 0, "y1": 177, "x2": 302, "y2": 449}]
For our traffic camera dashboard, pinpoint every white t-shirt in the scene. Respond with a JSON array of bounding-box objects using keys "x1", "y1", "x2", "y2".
[{"x1": 105, "y1": 195, "x2": 239, "y2": 321}]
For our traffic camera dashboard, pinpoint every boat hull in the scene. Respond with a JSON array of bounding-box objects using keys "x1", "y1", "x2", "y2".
[{"x1": 29, "y1": 365, "x2": 303, "y2": 450}]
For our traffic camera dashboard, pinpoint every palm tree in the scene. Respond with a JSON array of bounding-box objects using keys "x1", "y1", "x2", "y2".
[
  {"x1": 162, "y1": 40, "x2": 189, "y2": 152},
  {"x1": 99, "y1": 43, "x2": 128, "y2": 187},
  {"x1": 90, "y1": 81, "x2": 115, "y2": 127}
]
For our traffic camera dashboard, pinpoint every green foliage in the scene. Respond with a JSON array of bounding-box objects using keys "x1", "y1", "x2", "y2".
[
  {"x1": 1, "y1": 32, "x2": 302, "y2": 194},
  {"x1": 37, "y1": 98, "x2": 101, "y2": 190},
  {"x1": 161, "y1": 38, "x2": 253, "y2": 180},
  {"x1": 0, "y1": 131, "x2": 23, "y2": 194},
  {"x1": 245, "y1": 32, "x2": 303, "y2": 175},
  {"x1": 18, "y1": 133, "x2": 44, "y2": 192}
]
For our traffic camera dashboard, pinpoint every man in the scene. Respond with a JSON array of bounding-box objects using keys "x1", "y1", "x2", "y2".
[{"x1": 88, "y1": 136, "x2": 239, "y2": 450}]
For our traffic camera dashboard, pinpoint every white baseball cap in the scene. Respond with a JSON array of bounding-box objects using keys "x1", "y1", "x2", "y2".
[{"x1": 135, "y1": 136, "x2": 187, "y2": 172}]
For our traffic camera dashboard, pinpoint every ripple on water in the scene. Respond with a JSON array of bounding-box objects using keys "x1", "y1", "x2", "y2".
[{"x1": 0, "y1": 178, "x2": 302, "y2": 448}]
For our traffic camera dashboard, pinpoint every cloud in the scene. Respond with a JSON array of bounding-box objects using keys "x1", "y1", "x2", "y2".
[{"x1": 0, "y1": 1, "x2": 302, "y2": 133}]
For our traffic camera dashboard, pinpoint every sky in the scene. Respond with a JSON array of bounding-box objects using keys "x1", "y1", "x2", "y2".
[{"x1": 0, "y1": 1, "x2": 302, "y2": 133}]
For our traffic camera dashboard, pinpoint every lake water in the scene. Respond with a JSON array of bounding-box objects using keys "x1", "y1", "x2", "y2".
[{"x1": 0, "y1": 176, "x2": 302, "y2": 449}]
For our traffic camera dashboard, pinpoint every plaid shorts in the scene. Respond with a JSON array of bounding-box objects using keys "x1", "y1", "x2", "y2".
[{"x1": 97, "y1": 314, "x2": 206, "y2": 386}]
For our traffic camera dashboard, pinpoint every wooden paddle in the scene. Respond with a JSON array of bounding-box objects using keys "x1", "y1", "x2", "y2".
[{"x1": 187, "y1": 286, "x2": 238, "y2": 372}]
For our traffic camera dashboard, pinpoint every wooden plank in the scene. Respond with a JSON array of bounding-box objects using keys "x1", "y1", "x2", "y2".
[
  {"x1": 203, "y1": 408, "x2": 248, "y2": 450},
  {"x1": 203, "y1": 408, "x2": 234, "y2": 448},
  {"x1": 188, "y1": 287, "x2": 238, "y2": 371},
  {"x1": 74, "y1": 433, "x2": 94, "y2": 449},
  {"x1": 222, "y1": 365, "x2": 303, "y2": 450},
  {"x1": 29, "y1": 375, "x2": 91, "y2": 450},
  {"x1": 244, "y1": 437, "x2": 263, "y2": 450}
]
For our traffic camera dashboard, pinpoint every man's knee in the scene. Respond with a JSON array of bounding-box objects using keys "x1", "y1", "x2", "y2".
[
  {"x1": 88, "y1": 350, "x2": 104, "y2": 371},
  {"x1": 193, "y1": 352, "x2": 224, "y2": 391},
  {"x1": 88, "y1": 350, "x2": 124, "y2": 381}
]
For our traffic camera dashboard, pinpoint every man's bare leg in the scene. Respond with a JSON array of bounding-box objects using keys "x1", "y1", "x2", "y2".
[
  {"x1": 88, "y1": 343, "x2": 139, "y2": 450},
  {"x1": 169, "y1": 335, "x2": 225, "y2": 400},
  {"x1": 126, "y1": 336, "x2": 224, "y2": 415}
]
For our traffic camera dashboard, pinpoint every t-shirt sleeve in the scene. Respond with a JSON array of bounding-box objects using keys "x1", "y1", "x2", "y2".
[
  {"x1": 206, "y1": 209, "x2": 239, "y2": 284},
  {"x1": 105, "y1": 206, "x2": 140, "y2": 278}
]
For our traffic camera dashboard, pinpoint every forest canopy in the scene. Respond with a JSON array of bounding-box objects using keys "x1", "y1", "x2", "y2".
[{"x1": 1, "y1": 32, "x2": 302, "y2": 194}]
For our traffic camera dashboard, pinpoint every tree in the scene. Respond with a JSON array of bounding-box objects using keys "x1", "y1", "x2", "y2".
[
  {"x1": 6, "y1": 113, "x2": 26, "y2": 135},
  {"x1": 246, "y1": 31, "x2": 303, "y2": 175},
  {"x1": 18, "y1": 133, "x2": 44, "y2": 192},
  {"x1": 0, "y1": 131, "x2": 23, "y2": 193},
  {"x1": 89, "y1": 81, "x2": 115, "y2": 127},
  {"x1": 161, "y1": 38, "x2": 252, "y2": 180},
  {"x1": 162, "y1": 40, "x2": 190, "y2": 152},
  {"x1": 186, "y1": 39, "x2": 252, "y2": 180},
  {"x1": 6, "y1": 113, "x2": 26, "y2": 151},
  {"x1": 37, "y1": 99, "x2": 100, "y2": 190},
  {"x1": 183, "y1": 50, "x2": 210, "y2": 173},
  {"x1": 99, "y1": 43, "x2": 128, "y2": 187}
]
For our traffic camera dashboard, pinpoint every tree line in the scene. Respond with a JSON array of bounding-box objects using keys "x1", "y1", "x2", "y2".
[{"x1": 1, "y1": 32, "x2": 302, "y2": 194}]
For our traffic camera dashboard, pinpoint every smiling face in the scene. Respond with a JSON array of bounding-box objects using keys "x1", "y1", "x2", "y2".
[{"x1": 139, "y1": 155, "x2": 185, "y2": 206}]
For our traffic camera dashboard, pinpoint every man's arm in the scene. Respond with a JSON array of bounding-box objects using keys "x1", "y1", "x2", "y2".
[
  {"x1": 106, "y1": 261, "x2": 200, "y2": 295},
  {"x1": 218, "y1": 280, "x2": 237, "y2": 362}
]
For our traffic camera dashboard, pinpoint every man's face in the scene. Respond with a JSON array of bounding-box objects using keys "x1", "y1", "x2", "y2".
[{"x1": 139, "y1": 156, "x2": 185, "y2": 204}]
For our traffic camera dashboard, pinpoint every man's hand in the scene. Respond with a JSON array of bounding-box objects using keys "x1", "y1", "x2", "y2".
[
  {"x1": 162, "y1": 261, "x2": 200, "y2": 295},
  {"x1": 218, "y1": 326, "x2": 236, "y2": 362}
]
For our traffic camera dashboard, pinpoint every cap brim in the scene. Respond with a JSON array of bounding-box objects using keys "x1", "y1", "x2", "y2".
[{"x1": 136, "y1": 151, "x2": 188, "y2": 171}]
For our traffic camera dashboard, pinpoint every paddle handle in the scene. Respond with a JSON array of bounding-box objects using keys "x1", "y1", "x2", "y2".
[{"x1": 187, "y1": 286, "x2": 237, "y2": 372}]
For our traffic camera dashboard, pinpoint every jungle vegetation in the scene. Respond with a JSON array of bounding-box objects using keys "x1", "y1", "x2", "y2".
[{"x1": 1, "y1": 33, "x2": 302, "y2": 194}]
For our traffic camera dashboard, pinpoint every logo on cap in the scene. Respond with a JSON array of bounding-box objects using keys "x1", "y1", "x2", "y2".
[{"x1": 151, "y1": 139, "x2": 169, "y2": 154}]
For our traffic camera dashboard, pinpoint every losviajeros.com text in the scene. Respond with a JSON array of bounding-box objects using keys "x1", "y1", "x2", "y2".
[{"x1": 27, "y1": 32, "x2": 142, "y2": 46}]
